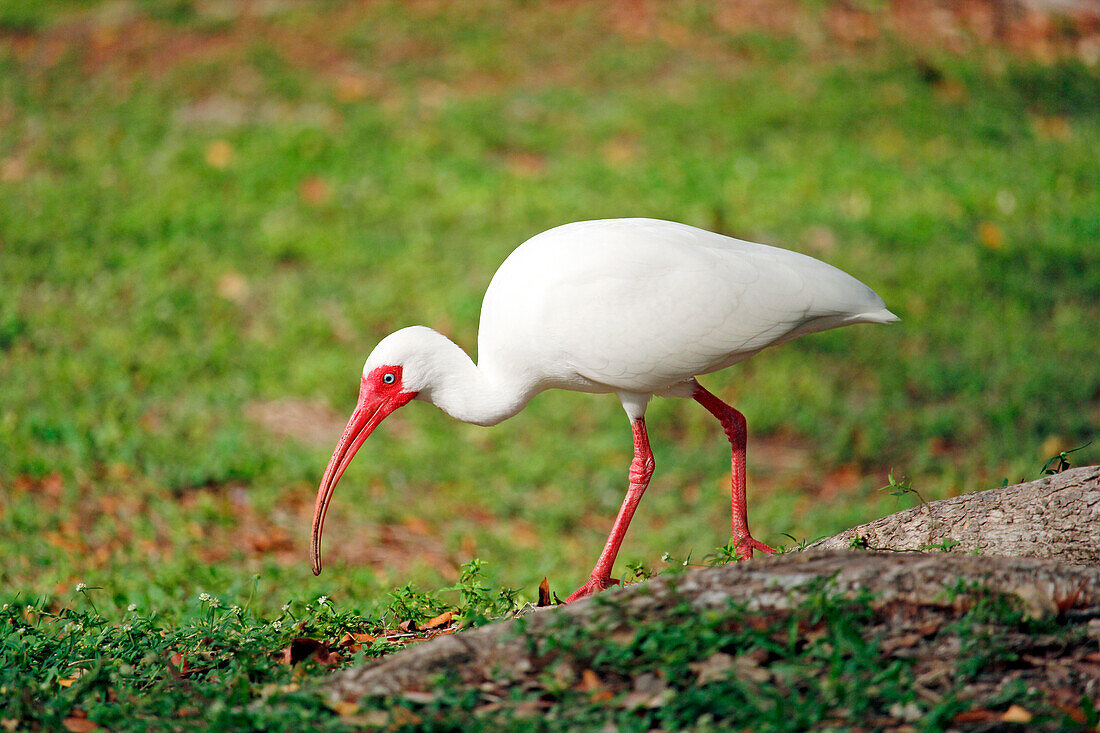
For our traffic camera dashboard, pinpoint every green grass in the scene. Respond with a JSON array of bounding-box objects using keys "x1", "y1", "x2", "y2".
[
  {"x1": 4, "y1": 562, "x2": 1095, "y2": 731},
  {"x1": 1, "y1": 0, "x2": 1098, "y2": 636}
]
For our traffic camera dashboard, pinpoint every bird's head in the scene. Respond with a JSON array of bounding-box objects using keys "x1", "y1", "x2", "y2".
[{"x1": 310, "y1": 327, "x2": 441, "y2": 575}]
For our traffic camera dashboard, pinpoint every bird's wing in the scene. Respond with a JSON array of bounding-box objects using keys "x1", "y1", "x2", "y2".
[{"x1": 480, "y1": 219, "x2": 887, "y2": 393}]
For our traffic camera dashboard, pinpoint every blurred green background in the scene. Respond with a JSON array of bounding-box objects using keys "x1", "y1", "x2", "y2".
[{"x1": 1, "y1": 0, "x2": 1098, "y2": 616}]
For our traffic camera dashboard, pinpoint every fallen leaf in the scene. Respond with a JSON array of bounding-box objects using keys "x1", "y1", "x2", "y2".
[
  {"x1": 537, "y1": 578, "x2": 551, "y2": 607},
  {"x1": 328, "y1": 700, "x2": 360, "y2": 717},
  {"x1": 422, "y1": 611, "x2": 453, "y2": 630},
  {"x1": 216, "y1": 271, "x2": 249, "y2": 304},
  {"x1": 953, "y1": 709, "x2": 999, "y2": 724},
  {"x1": 1054, "y1": 580, "x2": 1088, "y2": 613},
  {"x1": 1001, "y1": 705, "x2": 1033, "y2": 723},
  {"x1": 503, "y1": 150, "x2": 546, "y2": 177},
  {"x1": 398, "y1": 619, "x2": 418, "y2": 633},
  {"x1": 167, "y1": 652, "x2": 190, "y2": 678},
  {"x1": 577, "y1": 669, "x2": 603, "y2": 693},
  {"x1": 62, "y1": 718, "x2": 98, "y2": 733},
  {"x1": 340, "y1": 631, "x2": 377, "y2": 646},
  {"x1": 690, "y1": 652, "x2": 735, "y2": 684},
  {"x1": 618, "y1": 671, "x2": 672, "y2": 709},
  {"x1": 298, "y1": 176, "x2": 330, "y2": 206},
  {"x1": 204, "y1": 140, "x2": 233, "y2": 169},
  {"x1": 1050, "y1": 701, "x2": 1088, "y2": 724},
  {"x1": 978, "y1": 221, "x2": 1003, "y2": 249},
  {"x1": 280, "y1": 638, "x2": 343, "y2": 666},
  {"x1": 334, "y1": 75, "x2": 370, "y2": 102},
  {"x1": 0, "y1": 157, "x2": 26, "y2": 183}
]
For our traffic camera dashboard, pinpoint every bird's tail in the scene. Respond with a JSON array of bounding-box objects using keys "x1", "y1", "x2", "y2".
[{"x1": 849, "y1": 308, "x2": 900, "y2": 324}]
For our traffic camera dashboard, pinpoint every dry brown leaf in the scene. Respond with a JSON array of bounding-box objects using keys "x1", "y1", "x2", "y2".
[
  {"x1": 979, "y1": 221, "x2": 1004, "y2": 250},
  {"x1": 62, "y1": 717, "x2": 98, "y2": 733},
  {"x1": 298, "y1": 176, "x2": 330, "y2": 206},
  {"x1": 1001, "y1": 705, "x2": 1033, "y2": 723},
  {"x1": 280, "y1": 638, "x2": 343, "y2": 666},
  {"x1": 216, "y1": 272, "x2": 249, "y2": 304},
  {"x1": 1051, "y1": 701, "x2": 1088, "y2": 724},
  {"x1": 167, "y1": 652, "x2": 190, "y2": 678},
  {"x1": 577, "y1": 669, "x2": 615, "y2": 701},
  {"x1": 953, "y1": 709, "x2": 999, "y2": 724},
  {"x1": 537, "y1": 577, "x2": 551, "y2": 607},
  {"x1": 689, "y1": 652, "x2": 735, "y2": 684},
  {"x1": 0, "y1": 157, "x2": 26, "y2": 183},
  {"x1": 618, "y1": 671, "x2": 671, "y2": 709},
  {"x1": 204, "y1": 140, "x2": 233, "y2": 169},
  {"x1": 577, "y1": 669, "x2": 603, "y2": 692},
  {"x1": 422, "y1": 611, "x2": 453, "y2": 630},
  {"x1": 328, "y1": 700, "x2": 360, "y2": 717},
  {"x1": 340, "y1": 631, "x2": 377, "y2": 647},
  {"x1": 398, "y1": 619, "x2": 418, "y2": 633}
]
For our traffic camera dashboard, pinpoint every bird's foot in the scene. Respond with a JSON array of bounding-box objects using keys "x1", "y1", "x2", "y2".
[
  {"x1": 565, "y1": 575, "x2": 620, "y2": 603},
  {"x1": 732, "y1": 535, "x2": 776, "y2": 560}
]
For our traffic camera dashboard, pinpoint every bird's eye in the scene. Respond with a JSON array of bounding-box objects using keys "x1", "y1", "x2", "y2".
[{"x1": 382, "y1": 372, "x2": 396, "y2": 385}]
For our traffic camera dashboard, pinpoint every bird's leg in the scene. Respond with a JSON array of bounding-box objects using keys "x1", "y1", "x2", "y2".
[
  {"x1": 565, "y1": 418, "x2": 655, "y2": 603},
  {"x1": 692, "y1": 382, "x2": 775, "y2": 559}
]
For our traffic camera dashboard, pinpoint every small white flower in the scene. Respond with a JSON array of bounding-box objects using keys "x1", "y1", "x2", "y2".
[
  {"x1": 127, "y1": 603, "x2": 137, "y2": 612},
  {"x1": 661, "y1": 553, "x2": 672, "y2": 562},
  {"x1": 230, "y1": 605, "x2": 241, "y2": 614},
  {"x1": 271, "y1": 620, "x2": 282, "y2": 629},
  {"x1": 317, "y1": 596, "x2": 330, "y2": 606},
  {"x1": 24, "y1": 605, "x2": 34, "y2": 614},
  {"x1": 281, "y1": 602, "x2": 291, "y2": 613},
  {"x1": 121, "y1": 623, "x2": 132, "y2": 632},
  {"x1": 199, "y1": 592, "x2": 213, "y2": 603},
  {"x1": 2, "y1": 603, "x2": 8, "y2": 610},
  {"x1": 76, "y1": 583, "x2": 87, "y2": 592}
]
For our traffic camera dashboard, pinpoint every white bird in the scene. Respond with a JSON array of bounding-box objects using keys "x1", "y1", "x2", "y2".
[{"x1": 311, "y1": 218, "x2": 897, "y2": 602}]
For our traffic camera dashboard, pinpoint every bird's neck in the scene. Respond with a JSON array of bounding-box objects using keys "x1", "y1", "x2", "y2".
[{"x1": 417, "y1": 336, "x2": 535, "y2": 427}]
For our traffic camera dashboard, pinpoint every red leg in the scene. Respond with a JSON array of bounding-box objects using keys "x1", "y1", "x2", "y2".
[
  {"x1": 692, "y1": 383, "x2": 775, "y2": 559},
  {"x1": 566, "y1": 418, "x2": 655, "y2": 603}
]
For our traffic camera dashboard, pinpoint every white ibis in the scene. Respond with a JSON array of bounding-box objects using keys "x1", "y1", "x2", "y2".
[{"x1": 312, "y1": 218, "x2": 897, "y2": 602}]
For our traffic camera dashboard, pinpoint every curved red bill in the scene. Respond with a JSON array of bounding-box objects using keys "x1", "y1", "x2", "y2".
[{"x1": 310, "y1": 382, "x2": 413, "y2": 575}]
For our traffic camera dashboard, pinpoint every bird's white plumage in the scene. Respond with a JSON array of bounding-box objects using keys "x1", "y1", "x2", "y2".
[
  {"x1": 477, "y1": 218, "x2": 895, "y2": 399},
  {"x1": 362, "y1": 218, "x2": 896, "y2": 426}
]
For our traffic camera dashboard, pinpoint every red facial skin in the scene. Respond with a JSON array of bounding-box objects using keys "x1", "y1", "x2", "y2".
[{"x1": 310, "y1": 365, "x2": 416, "y2": 575}]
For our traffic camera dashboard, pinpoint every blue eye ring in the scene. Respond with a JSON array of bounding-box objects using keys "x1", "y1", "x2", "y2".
[{"x1": 382, "y1": 372, "x2": 396, "y2": 385}]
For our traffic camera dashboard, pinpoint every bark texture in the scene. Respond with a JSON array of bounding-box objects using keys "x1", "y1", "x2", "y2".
[
  {"x1": 807, "y1": 465, "x2": 1100, "y2": 564},
  {"x1": 328, "y1": 551, "x2": 1100, "y2": 702}
]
